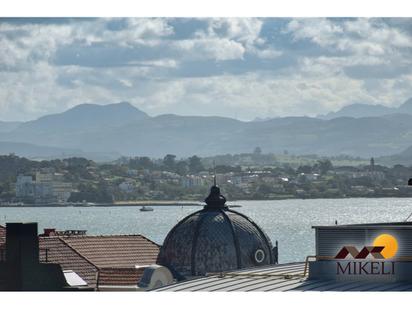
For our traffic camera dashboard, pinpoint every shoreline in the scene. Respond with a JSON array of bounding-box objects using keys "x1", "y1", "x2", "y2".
[
  {"x1": 1, "y1": 196, "x2": 412, "y2": 207},
  {"x1": 0, "y1": 201, "x2": 203, "y2": 208}
]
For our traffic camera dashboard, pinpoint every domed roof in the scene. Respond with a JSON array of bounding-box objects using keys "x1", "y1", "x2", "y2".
[{"x1": 157, "y1": 185, "x2": 275, "y2": 278}]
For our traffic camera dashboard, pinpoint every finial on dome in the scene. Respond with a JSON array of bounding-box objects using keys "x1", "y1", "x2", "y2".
[
  {"x1": 205, "y1": 164, "x2": 226, "y2": 209},
  {"x1": 213, "y1": 160, "x2": 216, "y2": 187},
  {"x1": 204, "y1": 185, "x2": 227, "y2": 209}
]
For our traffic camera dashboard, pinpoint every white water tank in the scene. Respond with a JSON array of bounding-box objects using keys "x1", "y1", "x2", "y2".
[{"x1": 137, "y1": 265, "x2": 174, "y2": 290}]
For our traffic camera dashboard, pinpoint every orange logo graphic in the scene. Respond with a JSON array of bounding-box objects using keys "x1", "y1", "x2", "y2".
[{"x1": 335, "y1": 234, "x2": 398, "y2": 259}]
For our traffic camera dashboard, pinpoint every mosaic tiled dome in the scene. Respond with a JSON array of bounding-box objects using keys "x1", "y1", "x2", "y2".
[{"x1": 157, "y1": 185, "x2": 275, "y2": 278}]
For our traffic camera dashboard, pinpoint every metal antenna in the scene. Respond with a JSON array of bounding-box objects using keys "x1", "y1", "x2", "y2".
[
  {"x1": 213, "y1": 160, "x2": 216, "y2": 186},
  {"x1": 404, "y1": 178, "x2": 412, "y2": 222}
]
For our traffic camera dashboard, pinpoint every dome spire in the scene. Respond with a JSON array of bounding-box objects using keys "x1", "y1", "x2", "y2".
[
  {"x1": 213, "y1": 160, "x2": 217, "y2": 187},
  {"x1": 205, "y1": 163, "x2": 226, "y2": 209}
]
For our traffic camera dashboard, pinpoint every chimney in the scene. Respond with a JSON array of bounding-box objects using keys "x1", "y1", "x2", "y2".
[
  {"x1": 40, "y1": 228, "x2": 56, "y2": 237},
  {"x1": 6, "y1": 223, "x2": 39, "y2": 266},
  {"x1": 0, "y1": 222, "x2": 73, "y2": 291}
]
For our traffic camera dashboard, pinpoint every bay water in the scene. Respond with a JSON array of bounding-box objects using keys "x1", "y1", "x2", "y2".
[{"x1": 1, "y1": 198, "x2": 412, "y2": 263}]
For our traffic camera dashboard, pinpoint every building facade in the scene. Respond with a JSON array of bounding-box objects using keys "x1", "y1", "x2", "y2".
[{"x1": 15, "y1": 171, "x2": 73, "y2": 204}]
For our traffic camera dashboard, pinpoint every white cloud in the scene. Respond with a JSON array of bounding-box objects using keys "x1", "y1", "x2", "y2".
[
  {"x1": 119, "y1": 79, "x2": 133, "y2": 88},
  {"x1": 0, "y1": 62, "x2": 119, "y2": 120},
  {"x1": 0, "y1": 18, "x2": 174, "y2": 70},
  {"x1": 174, "y1": 38, "x2": 246, "y2": 61},
  {"x1": 205, "y1": 18, "x2": 264, "y2": 47},
  {"x1": 127, "y1": 59, "x2": 178, "y2": 68},
  {"x1": 0, "y1": 18, "x2": 411, "y2": 121},
  {"x1": 254, "y1": 48, "x2": 283, "y2": 59},
  {"x1": 343, "y1": 18, "x2": 412, "y2": 48},
  {"x1": 168, "y1": 18, "x2": 269, "y2": 61},
  {"x1": 98, "y1": 18, "x2": 174, "y2": 46},
  {"x1": 0, "y1": 23, "x2": 74, "y2": 69},
  {"x1": 286, "y1": 18, "x2": 343, "y2": 47},
  {"x1": 127, "y1": 71, "x2": 412, "y2": 120},
  {"x1": 285, "y1": 18, "x2": 412, "y2": 59}
]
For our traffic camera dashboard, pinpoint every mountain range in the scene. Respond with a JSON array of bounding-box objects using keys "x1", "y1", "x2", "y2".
[
  {"x1": 0, "y1": 120, "x2": 22, "y2": 133},
  {"x1": 319, "y1": 98, "x2": 412, "y2": 119},
  {"x1": 1, "y1": 99, "x2": 412, "y2": 162}
]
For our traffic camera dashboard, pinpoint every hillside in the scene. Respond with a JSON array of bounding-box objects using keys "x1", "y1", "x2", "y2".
[
  {"x1": 319, "y1": 97, "x2": 412, "y2": 119},
  {"x1": 0, "y1": 141, "x2": 120, "y2": 161},
  {"x1": 2, "y1": 101, "x2": 412, "y2": 158},
  {"x1": 0, "y1": 121, "x2": 22, "y2": 133}
]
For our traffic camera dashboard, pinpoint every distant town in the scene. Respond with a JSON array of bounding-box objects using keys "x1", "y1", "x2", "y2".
[{"x1": 1, "y1": 148, "x2": 412, "y2": 205}]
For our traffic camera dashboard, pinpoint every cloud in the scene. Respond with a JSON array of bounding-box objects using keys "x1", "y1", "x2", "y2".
[
  {"x1": 173, "y1": 38, "x2": 246, "y2": 61},
  {"x1": 204, "y1": 18, "x2": 264, "y2": 47},
  {"x1": 284, "y1": 18, "x2": 412, "y2": 81},
  {"x1": 286, "y1": 18, "x2": 344, "y2": 48},
  {"x1": 0, "y1": 18, "x2": 174, "y2": 69},
  {"x1": 200, "y1": 18, "x2": 283, "y2": 60},
  {"x1": 0, "y1": 17, "x2": 411, "y2": 122},
  {"x1": 254, "y1": 48, "x2": 283, "y2": 59},
  {"x1": 285, "y1": 18, "x2": 412, "y2": 54}
]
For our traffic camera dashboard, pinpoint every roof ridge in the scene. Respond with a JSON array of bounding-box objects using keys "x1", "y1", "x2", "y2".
[
  {"x1": 60, "y1": 234, "x2": 161, "y2": 247},
  {"x1": 98, "y1": 266, "x2": 142, "y2": 270},
  {"x1": 57, "y1": 237, "x2": 100, "y2": 270},
  {"x1": 135, "y1": 234, "x2": 161, "y2": 247},
  {"x1": 60, "y1": 234, "x2": 151, "y2": 238}
]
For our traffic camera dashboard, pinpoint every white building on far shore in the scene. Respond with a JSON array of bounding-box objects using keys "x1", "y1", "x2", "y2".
[{"x1": 15, "y1": 171, "x2": 73, "y2": 204}]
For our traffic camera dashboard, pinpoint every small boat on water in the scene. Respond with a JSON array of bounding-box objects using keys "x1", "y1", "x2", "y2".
[{"x1": 140, "y1": 206, "x2": 154, "y2": 212}]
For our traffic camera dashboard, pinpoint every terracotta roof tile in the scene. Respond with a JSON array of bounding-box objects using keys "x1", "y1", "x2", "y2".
[
  {"x1": 59, "y1": 235, "x2": 160, "y2": 269},
  {"x1": 97, "y1": 267, "x2": 146, "y2": 286},
  {"x1": 0, "y1": 225, "x2": 5, "y2": 260},
  {"x1": 2, "y1": 230, "x2": 159, "y2": 288},
  {"x1": 39, "y1": 237, "x2": 98, "y2": 287},
  {"x1": 0, "y1": 225, "x2": 5, "y2": 248}
]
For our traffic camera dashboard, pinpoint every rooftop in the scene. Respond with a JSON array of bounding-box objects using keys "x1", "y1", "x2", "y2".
[
  {"x1": 0, "y1": 225, "x2": 5, "y2": 248},
  {"x1": 55, "y1": 234, "x2": 160, "y2": 268},
  {"x1": 153, "y1": 262, "x2": 412, "y2": 292},
  {"x1": 312, "y1": 221, "x2": 412, "y2": 229},
  {"x1": 39, "y1": 234, "x2": 160, "y2": 288},
  {"x1": 97, "y1": 267, "x2": 145, "y2": 286},
  {"x1": 39, "y1": 237, "x2": 98, "y2": 286},
  {"x1": 1, "y1": 224, "x2": 161, "y2": 289}
]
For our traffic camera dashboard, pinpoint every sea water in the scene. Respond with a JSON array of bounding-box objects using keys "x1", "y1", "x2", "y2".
[{"x1": 1, "y1": 198, "x2": 412, "y2": 263}]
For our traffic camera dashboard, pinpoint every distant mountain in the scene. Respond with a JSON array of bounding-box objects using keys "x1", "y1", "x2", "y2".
[
  {"x1": 377, "y1": 141, "x2": 412, "y2": 166},
  {"x1": 0, "y1": 141, "x2": 120, "y2": 162},
  {"x1": 0, "y1": 102, "x2": 149, "y2": 153},
  {"x1": 3, "y1": 101, "x2": 412, "y2": 159},
  {"x1": 319, "y1": 97, "x2": 412, "y2": 119},
  {"x1": 0, "y1": 141, "x2": 80, "y2": 158},
  {"x1": 398, "y1": 97, "x2": 412, "y2": 114},
  {"x1": 15, "y1": 101, "x2": 149, "y2": 133},
  {"x1": 0, "y1": 121, "x2": 22, "y2": 133},
  {"x1": 252, "y1": 117, "x2": 275, "y2": 122}
]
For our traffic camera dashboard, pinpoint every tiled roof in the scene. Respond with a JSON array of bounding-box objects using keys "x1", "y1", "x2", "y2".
[
  {"x1": 59, "y1": 235, "x2": 160, "y2": 268},
  {"x1": 0, "y1": 224, "x2": 6, "y2": 289},
  {"x1": 39, "y1": 237, "x2": 98, "y2": 287},
  {"x1": 0, "y1": 225, "x2": 5, "y2": 249},
  {"x1": 97, "y1": 267, "x2": 146, "y2": 286},
  {"x1": 0, "y1": 225, "x2": 6, "y2": 262},
  {"x1": 38, "y1": 234, "x2": 160, "y2": 288},
  {"x1": 2, "y1": 229, "x2": 159, "y2": 288}
]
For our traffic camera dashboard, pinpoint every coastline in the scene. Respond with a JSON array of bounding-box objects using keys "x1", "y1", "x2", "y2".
[
  {"x1": 0, "y1": 201, "x2": 203, "y2": 207},
  {"x1": 1, "y1": 195, "x2": 412, "y2": 207}
]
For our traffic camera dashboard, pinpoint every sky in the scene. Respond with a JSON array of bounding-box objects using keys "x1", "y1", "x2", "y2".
[{"x1": 1, "y1": 17, "x2": 412, "y2": 122}]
